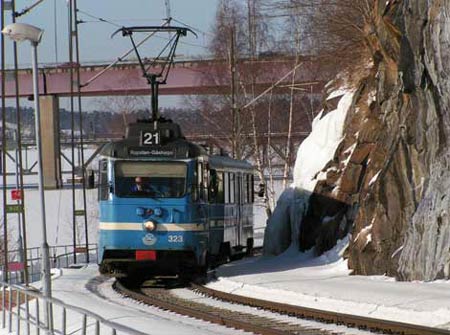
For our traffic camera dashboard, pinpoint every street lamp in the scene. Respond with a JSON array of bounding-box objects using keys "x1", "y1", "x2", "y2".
[{"x1": 1, "y1": 22, "x2": 52, "y2": 306}]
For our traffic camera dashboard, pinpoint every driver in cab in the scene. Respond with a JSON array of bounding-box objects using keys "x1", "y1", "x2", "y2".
[{"x1": 131, "y1": 176, "x2": 159, "y2": 195}]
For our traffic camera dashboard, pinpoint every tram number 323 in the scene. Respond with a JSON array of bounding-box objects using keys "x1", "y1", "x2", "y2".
[
  {"x1": 168, "y1": 235, "x2": 183, "y2": 243},
  {"x1": 141, "y1": 131, "x2": 160, "y2": 145}
]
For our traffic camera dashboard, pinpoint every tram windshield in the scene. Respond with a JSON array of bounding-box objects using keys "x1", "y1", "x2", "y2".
[{"x1": 114, "y1": 161, "x2": 187, "y2": 198}]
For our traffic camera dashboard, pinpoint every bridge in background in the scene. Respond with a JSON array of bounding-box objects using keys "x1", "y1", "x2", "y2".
[
  {"x1": 0, "y1": 56, "x2": 327, "y2": 98},
  {"x1": 1, "y1": 55, "x2": 330, "y2": 189}
]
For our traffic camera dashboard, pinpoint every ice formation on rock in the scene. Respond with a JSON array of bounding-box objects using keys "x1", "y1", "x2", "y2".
[{"x1": 264, "y1": 90, "x2": 355, "y2": 256}]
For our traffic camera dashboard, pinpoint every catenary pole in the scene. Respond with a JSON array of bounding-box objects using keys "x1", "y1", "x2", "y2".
[
  {"x1": 73, "y1": 0, "x2": 89, "y2": 262},
  {"x1": 1, "y1": 0, "x2": 9, "y2": 284},
  {"x1": 31, "y1": 38, "x2": 53, "y2": 331},
  {"x1": 68, "y1": 0, "x2": 77, "y2": 263},
  {"x1": 11, "y1": 0, "x2": 29, "y2": 285}
]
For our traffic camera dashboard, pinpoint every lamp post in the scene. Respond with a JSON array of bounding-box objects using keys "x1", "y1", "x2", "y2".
[{"x1": 1, "y1": 22, "x2": 52, "y2": 319}]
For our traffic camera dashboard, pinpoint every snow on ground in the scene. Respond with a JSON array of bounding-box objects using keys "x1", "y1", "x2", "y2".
[
  {"x1": 0, "y1": 265, "x2": 251, "y2": 335},
  {"x1": 208, "y1": 237, "x2": 450, "y2": 330},
  {"x1": 2, "y1": 239, "x2": 449, "y2": 334}
]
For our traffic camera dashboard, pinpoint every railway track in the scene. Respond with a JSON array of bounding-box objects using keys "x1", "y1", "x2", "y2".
[
  {"x1": 114, "y1": 276, "x2": 450, "y2": 335},
  {"x1": 115, "y1": 279, "x2": 338, "y2": 335},
  {"x1": 191, "y1": 283, "x2": 450, "y2": 335}
]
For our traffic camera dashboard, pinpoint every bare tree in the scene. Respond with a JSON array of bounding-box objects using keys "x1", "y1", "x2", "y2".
[
  {"x1": 271, "y1": 0, "x2": 373, "y2": 71},
  {"x1": 96, "y1": 77, "x2": 149, "y2": 134},
  {"x1": 187, "y1": 0, "x2": 324, "y2": 219}
]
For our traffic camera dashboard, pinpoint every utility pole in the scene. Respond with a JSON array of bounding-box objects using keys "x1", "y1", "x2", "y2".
[
  {"x1": 283, "y1": 15, "x2": 301, "y2": 189},
  {"x1": 230, "y1": 27, "x2": 240, "y2": 159},
  {"x1": 68, "y1": 0, "x2": 77, "y2": 264},
  {"x1": 73, "y1": 0, "x2": 89, "y2": 263},
  {"x1": 68, "y1": 0, "x2": 89, "y2": 263},
  {"x1": 11, "y1": 0, "x2": 30, "y2": 285},
  {"x1": 1, "y1": 0, "x2": 9, "y2": 285}
]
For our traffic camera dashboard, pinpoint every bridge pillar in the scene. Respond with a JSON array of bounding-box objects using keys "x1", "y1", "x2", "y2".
[{"x1": 39, "y1": 95, "x2": 62, "y2": 189}]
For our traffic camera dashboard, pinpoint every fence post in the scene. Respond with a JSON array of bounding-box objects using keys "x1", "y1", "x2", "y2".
[
  {"x1": 16, "y1": 290, "x2": 20, "y2": 334},
  {"x1": 62, "y1": 307, "x2": 66, "y2": 335},
  {"x1": 25, "y1": 294, "x2": 30, "y2": 335},
  {"x1": 82, "y1": 314, "x2": 87, "y2": 335},
  {"x1": 2, "y1": 284, "x2": 5, "y2": 328},
  {"x1": 36, "y1": 297, "x2": 40, "y2": 335},
  {"x1": 8, "y1": 286, "x2": 12, "y2": 333},
  {"x1": 49, "y1": 301, "x2": 54, "y2": 334}
]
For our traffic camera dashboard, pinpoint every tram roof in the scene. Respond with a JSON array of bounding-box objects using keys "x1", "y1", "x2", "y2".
[{"x1": 208, "y1": 155, "x2": 254, "y2": 171}]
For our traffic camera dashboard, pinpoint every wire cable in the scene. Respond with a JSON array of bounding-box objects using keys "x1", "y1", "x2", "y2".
[
  {"x1": 171, "y1": 18, "x2": 213, "y2": 36},
  {"x1": 76, "y1": 8, "x2": 207, "y2": 50},
  {"x1": 77, "y1": 8, "x2": 123, "y2": 28},
  {"x1": 14, "y1": 0, "x2": 45, "y2": 17}
]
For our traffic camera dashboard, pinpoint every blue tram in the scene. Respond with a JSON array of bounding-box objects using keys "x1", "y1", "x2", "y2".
[{"x1": 97, "y1": 118, "x2": 255, "y2": 277}]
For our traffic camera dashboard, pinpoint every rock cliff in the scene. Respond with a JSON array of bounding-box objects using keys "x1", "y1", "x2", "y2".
[
  {"x1": 345, "y1": 0, "x2": 450, "y2": 280},
  {"x1": 265, "y1": 0, "x2": 450, "y2": 280}
]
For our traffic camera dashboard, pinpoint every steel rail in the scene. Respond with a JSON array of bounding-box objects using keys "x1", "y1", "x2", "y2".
[{"x1": 192, "y1": 283, "x2": 450, "y2": 335}]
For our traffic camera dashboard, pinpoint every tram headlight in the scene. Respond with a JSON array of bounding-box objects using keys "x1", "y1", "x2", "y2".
[{"x1": 144, "y1": 220, "x2": 157, "y2": 231}]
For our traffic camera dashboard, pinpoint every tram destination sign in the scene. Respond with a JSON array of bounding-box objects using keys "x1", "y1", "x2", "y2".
[{"x1": 129, "y1": 148, "x2": 176, "y2": 158}]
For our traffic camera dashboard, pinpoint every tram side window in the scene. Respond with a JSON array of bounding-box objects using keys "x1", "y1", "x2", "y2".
[
  {"x1": 197, "y1": 163, "x2": 203, "y2": 200},
  {"x1": 217, "y1": 172, "x2": 224, "y2": 203},
  {"x1": 209, "y1": 169, "x2": 224, "y2": 203},
  {"x1": 229, "y1": 173, "x2": 235, "y2": 203},
  {"x1": 242, "y1": 173, "x2": 250, "y2": 204},
  {"x1": 251, "y1": 174, "x2": 255, "y2": 203},
  {"x1": 224, "y1": 172, "x2": 229, "y2": 204},
  {"x1": 243, "y1": 174, "x2": 248, "y2": 204},
  {"x1": 98, "y1": 160, "x2": 109, "y2": 201},
  {"x1": 235, "y1": 174, "x2": 240, "y2": 204},
  {"x1": 246, "y1": 174, "x2": 252, "y2": 203}
]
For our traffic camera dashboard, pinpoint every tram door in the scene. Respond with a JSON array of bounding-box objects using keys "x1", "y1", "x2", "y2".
[{"x1": 196, "y1": 161, "x2": 209, "y2": 227}]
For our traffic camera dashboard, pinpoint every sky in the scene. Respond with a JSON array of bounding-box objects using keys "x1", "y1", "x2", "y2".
[
  {"x1": 2, "y1": 0, "x2": 218, "y2": 65},
  {"x1": 1, "y1": 0, "x2": 219, "y2": 109}
]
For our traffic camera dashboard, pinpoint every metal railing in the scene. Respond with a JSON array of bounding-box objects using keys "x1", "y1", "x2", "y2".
[
  {"x1": 0, "y1": 280, "x2": 148, "y2": 335},
  {"x1": 5, "y1": 244, "x2": 98, "y2": 284},
  {"x1": 0, "y1": 243, "x2": 147, "y2": 334}
]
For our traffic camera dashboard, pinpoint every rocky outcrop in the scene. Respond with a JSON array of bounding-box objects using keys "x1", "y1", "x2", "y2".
[
  {"x1": 266, "y1": 0, "x2": 450, "y2": 280},
  {"x1": 318, "y1": 0, "x2": 450, "y2": 280}
]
